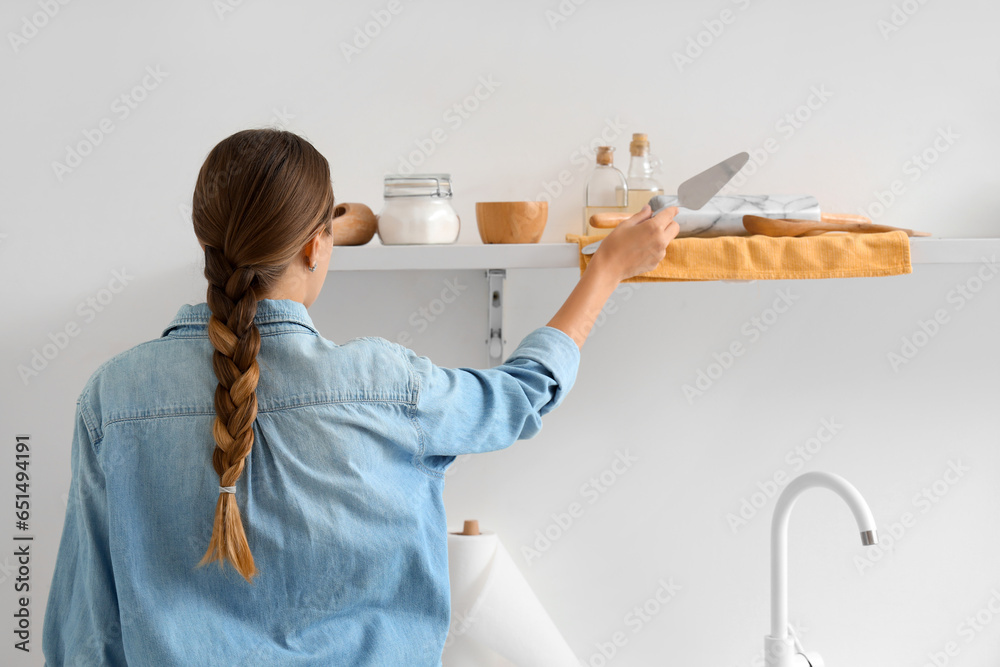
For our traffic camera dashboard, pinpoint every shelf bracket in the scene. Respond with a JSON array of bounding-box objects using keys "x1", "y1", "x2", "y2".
[{"x1": 486, "y1": 269, "x2": 506, "y2": 367}]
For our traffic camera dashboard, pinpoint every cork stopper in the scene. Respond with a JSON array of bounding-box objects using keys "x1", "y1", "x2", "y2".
[
  {"x1": 595, "y1": 146, "x2": 614, "y2": 166},
  {"x1": 630, "y1": 133, "x2": 650, "y2": 156},
  {"x1": 460, "y1": 520, "x2": 480, "y2": 535}
]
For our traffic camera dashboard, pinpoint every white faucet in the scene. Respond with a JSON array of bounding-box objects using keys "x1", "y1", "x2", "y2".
[{"x1": 765, "y1": 472, "x2": 878, "y2": 667}]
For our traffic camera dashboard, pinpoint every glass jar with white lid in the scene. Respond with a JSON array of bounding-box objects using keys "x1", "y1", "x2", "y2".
[{"x1": 377, "y1": 174, "x2": 460, "y2": 245}]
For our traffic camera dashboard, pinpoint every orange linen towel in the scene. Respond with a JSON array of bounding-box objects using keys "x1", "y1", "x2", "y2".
[{"x1": 564, "y1": 231, "x2": 912, "y2": 282}]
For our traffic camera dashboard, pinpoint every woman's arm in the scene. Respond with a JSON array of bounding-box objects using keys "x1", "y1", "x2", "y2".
[
  {"x1": 547, "y1": 205, "x2": 679, "y2": 348},
  {"x1": 545, "y1": 257, "x2": 621, "y2": 349},
  {"x1": 401, "y1": 204, "x2": 680, "y2": 466}
]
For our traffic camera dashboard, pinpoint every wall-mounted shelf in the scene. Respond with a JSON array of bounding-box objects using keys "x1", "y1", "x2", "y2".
[
  {"x1": 329, "y1": 242, "x2": 579, "y2": 272},
  {"x1": 329, "y1": 238, "x2": 999, "y2": 272},
  {"x1": 329, "y1": 238, "x2": 999, "y2": 366}
]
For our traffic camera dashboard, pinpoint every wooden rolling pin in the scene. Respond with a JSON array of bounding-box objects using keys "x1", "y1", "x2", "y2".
[{"x1": 743, "y1": 215, "x2": 931, "y2": 238}]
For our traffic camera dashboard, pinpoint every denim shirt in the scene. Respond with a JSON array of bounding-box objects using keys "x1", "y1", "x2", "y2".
[{"x1": 42, "y1": 298, "x2": 580, "y2": 666}]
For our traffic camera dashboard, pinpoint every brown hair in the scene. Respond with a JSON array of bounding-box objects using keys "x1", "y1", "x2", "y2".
[{"x1": 191, "y1": 128, "x2": 334, "y2": 582}]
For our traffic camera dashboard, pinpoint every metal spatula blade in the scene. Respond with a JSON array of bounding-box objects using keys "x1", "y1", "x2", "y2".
[
  {"x1": 581, "y1": 151, "x2": 749, "y2": 256},
  {"x1": 676, "y1": 151, "x2": 749, "y2": 210}
]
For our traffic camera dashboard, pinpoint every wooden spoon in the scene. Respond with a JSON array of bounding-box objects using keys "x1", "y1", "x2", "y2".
[{"x1": 743, "y1": 215, "x2": 931, "y2": 238}]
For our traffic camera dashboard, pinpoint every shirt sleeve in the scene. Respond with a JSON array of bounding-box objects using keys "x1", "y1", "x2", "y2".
[
  {"x1": 42, "y1": 394, "x2": 127, "y2": 666},
  {"x1": 403, "y1": 325, "x2": 581, "y2": 468}
]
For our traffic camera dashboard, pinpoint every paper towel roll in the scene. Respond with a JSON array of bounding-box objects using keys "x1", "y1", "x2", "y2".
[{"x1": 444, "y1": 530, "x2": 579, "y2": 667}]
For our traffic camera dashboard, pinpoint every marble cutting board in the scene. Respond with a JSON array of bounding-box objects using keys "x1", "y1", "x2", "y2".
[{"x1": 648, "y1": 194, "x2": 822, "y2": 238}]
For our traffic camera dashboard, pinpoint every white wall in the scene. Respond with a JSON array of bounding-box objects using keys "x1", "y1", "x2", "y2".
[{"x1": 2, "y1": 1, "x2": 999, "y2": 665}]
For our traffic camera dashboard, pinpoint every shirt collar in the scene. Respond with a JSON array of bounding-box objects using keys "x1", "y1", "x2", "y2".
[{"x1": 161, "y1": 298, "x2": 320, "y2": 337}]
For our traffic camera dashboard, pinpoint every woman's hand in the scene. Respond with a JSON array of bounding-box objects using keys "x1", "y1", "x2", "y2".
[{"x1": 589, "y1": 205, "x2": 680, "y2": 281}]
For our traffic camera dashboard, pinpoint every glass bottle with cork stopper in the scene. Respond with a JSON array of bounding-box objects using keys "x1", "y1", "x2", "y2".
[
  {"x1": 624, "y1": 133, "x2": 663, "y2": 214},
  {"x1": 583, "y1": 146, "x2": 628, "y2": 237}
]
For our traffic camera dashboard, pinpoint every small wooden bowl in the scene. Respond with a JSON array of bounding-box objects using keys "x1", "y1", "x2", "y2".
[
  {"x1": 475, "y1": 201, "x2": 548, "y2": 244},
  {"x1": 331, "y1": 202, "x2": 377, "y2": 245}
]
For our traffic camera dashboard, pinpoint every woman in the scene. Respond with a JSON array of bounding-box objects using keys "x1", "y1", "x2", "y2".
[{"x1": 42, "y1": 129, "x2": 678, "y2": 665}]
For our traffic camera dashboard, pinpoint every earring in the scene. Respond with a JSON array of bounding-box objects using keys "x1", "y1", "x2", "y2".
[{"x1": 309, "y1": 263, "x2": 317, "y2": 272}]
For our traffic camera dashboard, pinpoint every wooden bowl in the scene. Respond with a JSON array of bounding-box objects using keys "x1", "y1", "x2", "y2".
[
  {"x1": 475, "y1": 201, "x2": 548, "y2": 244},
  {"x1": 331, "y1": 202, "x2": 377, "y2": 245}
]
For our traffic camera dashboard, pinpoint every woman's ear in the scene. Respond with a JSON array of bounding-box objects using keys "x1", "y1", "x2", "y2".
[{"x1": 305, "y1": 231, "x2": 324, "y2": 265}]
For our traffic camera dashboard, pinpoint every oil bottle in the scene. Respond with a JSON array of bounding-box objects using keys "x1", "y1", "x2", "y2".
[
  {"x1": 624, "y1": 133, "x2": 663, "y2": 214},
  {"x1": 583, "y1": 146, "x2": 628, "y2": 237}
]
